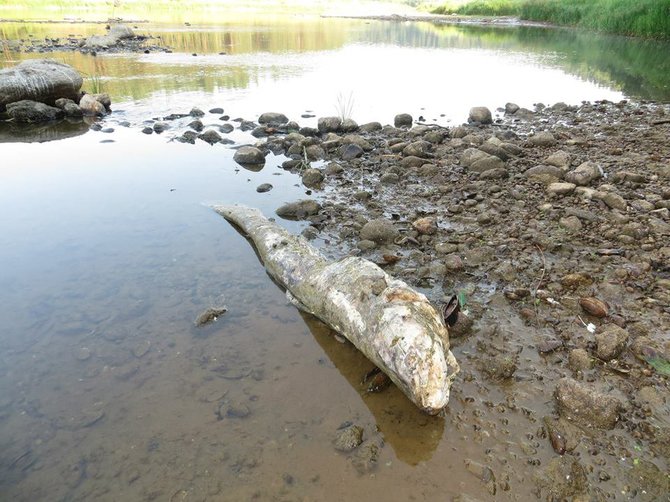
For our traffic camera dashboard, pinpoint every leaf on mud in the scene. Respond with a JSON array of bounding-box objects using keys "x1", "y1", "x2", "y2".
[
  {"x1": 457, "y1": 291, "x2": 467, "y2": 307},
  {"x1": 644, "y1": 355, "x2": 670, "y2": 376}
]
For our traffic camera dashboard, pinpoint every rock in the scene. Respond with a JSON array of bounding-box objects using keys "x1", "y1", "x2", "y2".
[
  {"x1": 233, "y1": 146, "x2": 265, "y2": 165},
  {"x1": 189, "y1": 107, "x2": 205, "y2": 117},
  {"x1": 529, "y1": 131, "x2": 556, "y2": 147},
  {"x1": 554, "y1": 377, "x2": 622, "y2": 429},
  {"x1": 468, "y1": 107, "x2": 492, "y2": 124},
  {"x1": 402, "y1": 140, "x2": 432, "y2": 158},
  {"x1": 209, "y1": 107, "x2": 224, "y2": 114},
  {"x1": 443, "y1": 254, "x2": 464, "y2": 271},
  {"x1": 504, "y1": 102, "x2": 519, "y2": 114},
  {"x1": 560, "y1": 273, "x2": 592, "y2": 288},
  {"x1": 219, "y1": 123, "x2": 234, "y2": 134},
  {"x1": 340, "y1": 143, "x2": 363, "y2": 160},
  {"x1": 568, "y1": 348, "x2": 592, "y2": 371},
  {"x1": 545, "y1": 150, "x2": 571, "y2": 168},
  {"x1": 84, "y1": 24, "x2": 135, "y2": 49},
  {"x1": 258, "y1": 112, "x2": 289, "y2": 125},
  {"x1": 379, "y1": 173, "x2": 399, "y2": 184},
  {"x1": 340, "y1": 118, "x2": 358, "y2": 132},
  {"x1": 141, "y1": 126, "x2": 153, "y2": 134},
  {"x1": 79, "y1": 94, "x2": 106, "y2": 116},
  {"x1": 351, "y1": 439, "x2": 381, "y2": 474},
  {"x1": 198, "y1": 129, "x2": 222, "y2": 144},
  {"x1": 359, "y1": 121, "x2": 382, "y2": 133},
  {"x1": 151, "y1": 121, "x2": 168, "y2": 133},
  {"x1": 188, "y1": 119, "x2": 204, "y2": 131},
  {"x1": 195, "y1": 307, "x2": 228, "y2": 327},
  {"x1": 360, "y1": 219, "x2": 398, "y2": 244},
  {"x1": 412, "y1": 217, "x2": 437, "y2": 235},
  {"x1": 400, "y1": 156, "x2": 426, "y2": 168},
  {"x1": 217, "y1": 400, "x2": 250, "y2": 419},
  {"x1": 302, "y1": 168, "x2": 324, "y2": 188},
  {"x1": 304, "y1": 144, "x2": 325, "y2": 160},
  {"x1": 333, "y1": 425, "x2": 363, "y2": 452},
  {"x1": 0, "y1": 59, "x2": 83, "y2": 110},
  {"x1": 63, "y1": 102, "x2": 83, "y2": 117},
  {"x1": 579, "y1": 297, "x2": 608, "y2": 318},
  {"x1": 6, "y1": 100, "x2": 63, "y2": 122},
  {"x1": 394, "y1": 113, "x2": 412, "y2": 128},
  {"x1": 460, "y1": 148, "x2": 489, "y2": 167},
  {"x1": 317, "y1": 116, "x2": 341, "y2": 133},
  {"x1": 276, "y1": 200, "x2": 321, "y2": 220},
  {"x1": 342, "y1": 134, "x2": 372, "y2": 151},
  {"x1": 559, "y1": 215, "x2": 582, "y2": 233},
  {"x1": 564, "y1": 161, "x2": 602, "y2": 186},
  {"x1": 483, "y1": 354, "x2": 517, "y2": 380},
  {"x1": 525, "y1": 164, "x2": 564, "y2": 184},
  {"x1": 595, "y1": 324, "x2": 629, "y2": 361},
  {"x1": 598, "y1": 191, "x2": 627, "y2": 211},
  {"x1": 534, "y1": 457, "x2": 588, "y2": 500},
  {"x1": 465, "y1": 459, "x2": 496, "y2": 495},
  {"x1": 469, "y1": 155, "x2": 505, "y2": 174},
  {"x1": 256, "y1": 183, "x2": 273, "y2": 193},
  {"x1": 547, "y1": 182, "x2": 576, "y2": 196}
]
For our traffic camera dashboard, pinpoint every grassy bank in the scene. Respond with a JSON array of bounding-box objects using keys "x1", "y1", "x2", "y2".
[{"x1": 431, "y1": 0, "x2": 670, "y2": 39}]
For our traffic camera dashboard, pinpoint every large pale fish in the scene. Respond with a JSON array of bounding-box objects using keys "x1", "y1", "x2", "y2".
[{"x1": 213, "y1": 204, "x2": 459, "y2": 414}]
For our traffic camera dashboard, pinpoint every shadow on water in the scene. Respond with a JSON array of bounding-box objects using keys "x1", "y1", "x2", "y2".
[
  {"x1": 0, "y1": 118, "x2": 90, "y2": 143},
  {"x1": 300, "y1": 311, "x2": 445, "y2": 467}
]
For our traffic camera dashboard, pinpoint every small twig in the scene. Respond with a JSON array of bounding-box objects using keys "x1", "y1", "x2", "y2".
[
  {"x1": 651, "y1": 119, "x2": 670, "y2": 126},
  {"x1": 532, "y1": 244, "x2": 546, "y2": 327}
]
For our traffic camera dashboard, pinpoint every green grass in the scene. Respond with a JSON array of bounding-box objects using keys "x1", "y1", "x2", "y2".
[{"x1": 431, "y1": 0, "x2": 670, "y2": 39}]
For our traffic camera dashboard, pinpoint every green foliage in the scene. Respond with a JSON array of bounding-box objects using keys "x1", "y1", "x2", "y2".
[
  {"x1": 433, "y1": 0, "x2": 520, "y2": 16},
  {"x1": 431, "y1": 0, "x2": 670, "y2": 38}
]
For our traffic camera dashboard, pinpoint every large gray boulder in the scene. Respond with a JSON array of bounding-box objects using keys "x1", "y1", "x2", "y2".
[
  {"x1": 6, "y1": 100, "x2": 63, "y2": 123},
  {"x1": 83, "y1": 24, "x2": 135, "y2": 49},
  {"x1": 0, "y1": 59, "x2": 83, "y2": 111}
]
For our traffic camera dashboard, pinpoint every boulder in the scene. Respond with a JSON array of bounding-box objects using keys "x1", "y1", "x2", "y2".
[
  {"x1": 301, "y1": 168, "x2": 324, "y2": 188},
  {"x1": 468, "y1": 107, "x2": 492, "y2": 124},
  {"x1": 554, "y1": 377, "x2": 623, "y2": 429},
  {"x1": 394, "y1": 113, "x2": 413, "y2": 128},
  {"x1": 198, "y1": 129, "x2": 222, "y2": 145},
  {"x1": 529, "y1": 131, "x2": 556, "y2": 147},
  {"x1": 6, "y1": 100, "x2": 63, "y2": 123},
  {"x1": 258, "y1": 112, "x2": 289, "y2": 125},
  {"x1": 79, "y1": 94, "x2": 106, "y2": 116},
  {"x1": 275, "y1": 200, "x2": 321, "y2": 220},
  {"x1": 233, "y1": 146, "x2": 265, "y2": 165},
  {"x1": 525, "y1": 164, "x2": 564, "y2": 184},
  {"x1": 595, "y1": 325, "x2": 629, "y2": 361},
  {"x1": 0, "y1": 59, "x2": 83, "y2": 110},
  {"x1": 359, "y1": 219, "x2": 398, "y2": 244},
  {"x1": 565, "y1": 161, "x2": 602, "y2": 186},
  {"x1": 84, "y1": 24, "x2": 135, "y2": 49},
  {"x1": 317, "y1": 116, "x2": 341, "y2": 133}
]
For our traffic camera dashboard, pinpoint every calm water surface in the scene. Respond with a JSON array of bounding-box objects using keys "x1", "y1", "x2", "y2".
[{"x1": 1, "y1": 14, "x2": 669, "y2": 501}]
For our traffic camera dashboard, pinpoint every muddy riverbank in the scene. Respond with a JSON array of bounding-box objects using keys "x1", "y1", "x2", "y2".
[{"x1": 154, "y1": 98, "x2": 669, "y2": 499}]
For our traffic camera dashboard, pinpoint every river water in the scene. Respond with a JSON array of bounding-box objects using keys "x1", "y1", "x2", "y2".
[{"x1": 1, "y1": 14, "x2": 669, "y2": 501}]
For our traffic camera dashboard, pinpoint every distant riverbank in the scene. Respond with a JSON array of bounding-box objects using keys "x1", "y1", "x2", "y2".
[{"x1": 430, "y1": 0, "x2": 670, "y2": 39}]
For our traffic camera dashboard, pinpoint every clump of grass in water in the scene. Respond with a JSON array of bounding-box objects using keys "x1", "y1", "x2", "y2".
[
  {"x1": 81, "y1": 72, "x2": 103, "y2": 94},
  {"x1": 334, "y1": 90, "x2": 355, "y2": 122}
]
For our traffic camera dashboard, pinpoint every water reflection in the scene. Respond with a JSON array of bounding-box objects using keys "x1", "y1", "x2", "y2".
[
  {"x1": 2, "y1": 16, "x2": 669, "y2": 124},
  {"x1": 0, "y1": 117, "x2": 91, "y2": 142},
  {"x1": 303, "y1": 312, "x2": 445, "y2": 466}
]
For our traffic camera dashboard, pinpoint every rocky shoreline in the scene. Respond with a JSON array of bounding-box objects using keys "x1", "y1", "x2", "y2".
[
  {"x1": 154, "y1": 98, "x2": 668, "y2": 499},
  {"x1": 0, "y1": 23, "x2": 170, "y2": 55}
]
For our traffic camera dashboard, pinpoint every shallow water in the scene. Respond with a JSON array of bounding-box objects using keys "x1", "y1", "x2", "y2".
[{"x1": 1, "y1": 14, "x2": 669, "y2": 501}]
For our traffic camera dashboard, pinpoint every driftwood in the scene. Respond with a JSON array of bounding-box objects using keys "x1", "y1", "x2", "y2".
[{"x1": 213, "y1": 205, "x2": 459, "y2": 414}]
